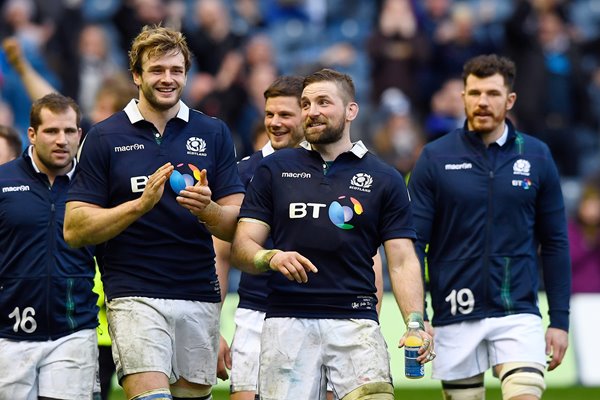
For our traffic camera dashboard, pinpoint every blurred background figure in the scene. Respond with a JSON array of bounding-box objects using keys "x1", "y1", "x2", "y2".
[
  {"x1": 504, "y1": 0, "x2": 592, "y2": 177},
  {"x1": 76, "y1": 23, "x2": 123, "y2": 118},
  {"x1": 0, "y1": 124, "x2": 22, "y2": 164},
  {"x1": 423, "y1": 76, "x2": 465, "y2": 141},
  {"x1": 568, "y1": 169, "x2": 600, "y2": 387},
  {"x1": 569, "y1": 172, "x2": 600, "y2": 294},
  {"x1": 371, "y1": 87, "x2": 425, "y2": 177},
  {"x1": 367, "y1": 0, "x2": 430, "y2": 116}
]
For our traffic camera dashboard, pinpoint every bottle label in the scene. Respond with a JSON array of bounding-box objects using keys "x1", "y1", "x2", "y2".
[{"x1": 405, "y1": 346, "x2": 425, "y2": 378}]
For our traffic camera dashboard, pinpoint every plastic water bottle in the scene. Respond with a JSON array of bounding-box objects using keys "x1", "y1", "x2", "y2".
[{"x1": 405, "y1": 321, "x2": 424, "y2": 379}]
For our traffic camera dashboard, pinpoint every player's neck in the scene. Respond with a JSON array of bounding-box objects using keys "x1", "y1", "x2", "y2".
[
  {"x1": 137, "y1": 98, "x2": 180, "y2": 135},
  {"x1": 312, "y1": 137, "x2": 353, "y2": 162}
]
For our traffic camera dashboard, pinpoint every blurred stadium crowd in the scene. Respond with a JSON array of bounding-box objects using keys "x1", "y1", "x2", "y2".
[{"x1": 1, "y1": 0, "x2": 600, "y2": 207}]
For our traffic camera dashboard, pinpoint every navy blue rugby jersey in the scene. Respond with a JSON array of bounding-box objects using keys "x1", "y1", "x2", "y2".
[
  {"x1": 240, "y1": 141, "x2": 417, "y2": 321},
  {"x1": 0, "y1": 150, "x2": 98, "y2": 340},
  {"x1": 236, "y1": 143, "x2": 274, "y2": 312},
  {"x1": 408, "y1": 120, "x2": 571, "y2": 330},
  {"x1": 68, "y1": 100, "x2": 244, "y2": 302}
]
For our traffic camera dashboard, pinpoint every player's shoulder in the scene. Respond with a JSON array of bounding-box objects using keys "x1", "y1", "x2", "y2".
[{"x1": 188, "y1": 108, "x2": 229, "y2": 131}]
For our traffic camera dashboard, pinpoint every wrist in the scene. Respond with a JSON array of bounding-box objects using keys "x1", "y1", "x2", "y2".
[
  {"x1": 253, "y1": 249, "x2": 281, "y2": 272},
  {"x1": 198, "y1": 201, "x2": 220, "y2": 226},
  {"x1": 406, "y1": 312, "x2": 425, "y2": 331}
]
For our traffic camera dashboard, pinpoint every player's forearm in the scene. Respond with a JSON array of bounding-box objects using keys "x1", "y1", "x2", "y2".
[
  {"x1": 389, "y1": 263, "x2": 425, "y2": 323},
  {"x1": 230, "y1": 238, "x2": 267, "y2": 275},
  {"x1": 213, "y1": 237, "x2": 232, "y2": 302},
  {"x1": 199, "y1": 202, "x2": 240, "y2": 242},
  {"x1": 64, "y1": 199, "x2": 148, "y2": 248}
]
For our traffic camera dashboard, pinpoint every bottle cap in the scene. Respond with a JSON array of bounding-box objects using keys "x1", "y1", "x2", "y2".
[{"x1": 407, "y1": 321, "x2": 420, "y2": 329}]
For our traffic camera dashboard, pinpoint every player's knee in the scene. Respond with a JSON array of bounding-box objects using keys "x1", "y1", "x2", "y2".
[
  {"x1": 441, "y1": 374, "x2": 485, "y2": 400},
  {"x1": 341, "y1": 382, "x2": 394, "y2": 400},
  {"x1": 129, "y1": 388, "x2": 172, "y2": 400},
  {"x1": 171, "y1": 383, "x2": 212, "y2": 399},
  {"x1": 499, "y1": 363, "x2": 545, "y2": 400}
]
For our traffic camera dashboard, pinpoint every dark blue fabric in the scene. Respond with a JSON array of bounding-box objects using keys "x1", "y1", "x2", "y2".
[
  {"x1": 0, "y1": 153, "x2": 98, "y2": 340},
  {"x1": 408, "y1": 120, "x2": 571, "y2": 330},
  {"x1": 68, "y1": 107, "x2": 244, "y2": 302},
  {"x1": 240, "y1": 144, "x2": 416, "y2": 320}
]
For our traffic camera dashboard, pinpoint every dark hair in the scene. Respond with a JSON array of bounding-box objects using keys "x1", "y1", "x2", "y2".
[
  {"x1": 0, "y1": 125, "x2": 22, "y2": 159},
  {"x1": 264, "y1": 75, "x2": 304, "y2": 106},
  {"x1": 462, "y1": 54, "x2": 516, "y2": 91},
  {"x1": 30, "y1": 93, "x2": 81, "y2": 131},
  {"x1": 129, "y1": 25, "x2": 192, "y2": 75},
  {"x1": 303, "y1": 68, "x2": 356, "y2": 104}
]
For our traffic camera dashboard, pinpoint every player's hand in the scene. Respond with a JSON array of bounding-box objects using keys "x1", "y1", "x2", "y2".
[
  {"x1": 216, "y1": 335, "x2": 231, "y2": 380},
  {"x1": 2, "y1": 37, "x2": 26, "y2": 74},
  {"x1": 269, "y1": 251, "x2": 318, "y2": 283},
  {"x1": 139, "y1": 163, "x2": 173, "y2": 212},
  {"x1": 176, "y1": 169, "x2": 213, "y2": 217},
  {"x1": 545, "y1": 327, "x2": 568, "y2": 371},
  {"x1": 398, "y1": 329, "x2": 436, "y2": 364},
  {"x1": 425, "y1": 320, "x2": 434, "y2": 337}
]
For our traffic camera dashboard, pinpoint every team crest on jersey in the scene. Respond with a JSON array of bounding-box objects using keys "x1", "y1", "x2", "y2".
[
  {"x1": 513, "y1": 159, "x2": 531, "y2": 176},
  {"x1": 349, "y1": 173, "x2": 372, "y2": 193},
  {"x1": 186, "y1": 137, "x2": 207, "y2": 157}
]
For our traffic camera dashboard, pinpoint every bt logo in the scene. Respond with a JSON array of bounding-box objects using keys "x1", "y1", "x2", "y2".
[
  {"x1": 289, "y1": 195, "x2": 364, "y2": 230},
  {"x1": 129, "y1": 163, "x2": 202, "y2": 194},
  {"x1": 170, "y1": 163, "x2": 202, "y2": 193},
  {"x1": 511, "y1": 178, "x2": 532, "y2": 190}
]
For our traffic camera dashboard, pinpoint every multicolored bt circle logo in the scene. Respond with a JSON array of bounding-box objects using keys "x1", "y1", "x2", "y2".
[
  {"x1": 169, "y1": 163, "x2": 202, "y2": 194},
  {"x1": 328, "y1": 195, "x2": 363, "y2": 230}
]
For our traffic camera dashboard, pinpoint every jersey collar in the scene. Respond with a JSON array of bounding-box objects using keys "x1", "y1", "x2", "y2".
[
  {"x1": 261, "y1": 141, "x2": 275, "y2": 158},
  {"x1": 124, "y1": 99, "x2": 190, "y2": 124},
  {"x1": 27, "y1": 145, "x2": 76, "y2": 179},
  {"x1": 299, "y1": 140, "x2": 369, "y2": 158}
]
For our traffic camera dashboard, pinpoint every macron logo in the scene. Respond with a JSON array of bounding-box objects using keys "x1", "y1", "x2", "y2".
[
  {"x1": 114, "y1": 143, "x2": 145, "y2": 153},
  {"x1": 2, "y1": 185, "x2": 30, "y2": 193},
  {"x1": 282, "y1": 172, "x2": 311, "y2": 179},
  {"x1": 445, "y1": 163, "x2": 472, "y2": 170}
]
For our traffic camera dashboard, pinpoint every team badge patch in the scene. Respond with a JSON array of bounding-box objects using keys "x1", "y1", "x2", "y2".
[{"x1": 513, "y1": 159, "x2": 531, "y2": 176}]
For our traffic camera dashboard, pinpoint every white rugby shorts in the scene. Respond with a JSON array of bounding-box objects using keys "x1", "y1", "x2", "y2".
[
  {"x1": 229, "y1": 308, "x2": 265, "y2": 393},
  {"x1": 0, "y1": 329, "x2": 98, "y2": 399},
  {"x1": 432, "y1": 314, "x2": 547, "y2": 381},
  {"x1": 107, "y1": 296, "x2": 220, "y2": 385},
  {"x1": 258, "y1": 317, "x2": 392, "y2": 400}
]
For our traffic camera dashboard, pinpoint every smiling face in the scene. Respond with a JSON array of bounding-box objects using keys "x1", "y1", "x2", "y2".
[
  {"x1": 133, "y1": 50, "x2": 186, "y2": 112},
  {"x1": 301, "y1": 81, "x2": 350, "y2": 145},
  {"x1": 264, "y1": 95, "x2": 304, "y2": 150},
  {"x1": 463, "y1": 73, "x2": 516, "y2": 137},
  {"x1": 28, "y1": 107, "x2": 81, "y2": 181}
]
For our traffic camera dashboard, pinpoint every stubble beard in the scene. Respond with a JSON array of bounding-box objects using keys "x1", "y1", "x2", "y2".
[{"x1": 305, "y1": 118, "x2": 345, "y2": 145}]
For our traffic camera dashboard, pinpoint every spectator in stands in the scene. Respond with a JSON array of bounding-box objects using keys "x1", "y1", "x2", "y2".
[
  {"x1": 569, "y1": 172, "x2": 600, "y2": 293},
  {"x1": 76, "y1": 23, "x2": 122, "y2": 118},
  {"x1": 424, "y1": 77, "x2": 465, "y2": 141},
  {"x1": 367, "y1": 0, "x2": 430, "y2": 115},
  {"x1": 371, "y1": 87, "x2": 425, "y2": 176},
  {"x1": 0, "y1": 124, "x2": 22, "y2": 164},
  {"x1": 504, "y1": 1, "x2": 592, "y2": 177}
]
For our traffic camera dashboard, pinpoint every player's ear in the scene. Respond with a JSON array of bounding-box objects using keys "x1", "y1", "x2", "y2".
[
  {"x1": 346, "y1": 102, "x2": 359, "y2": 121},
  {"x1": 506, "y1": 92, "x2": 517, "y2": 111}
]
